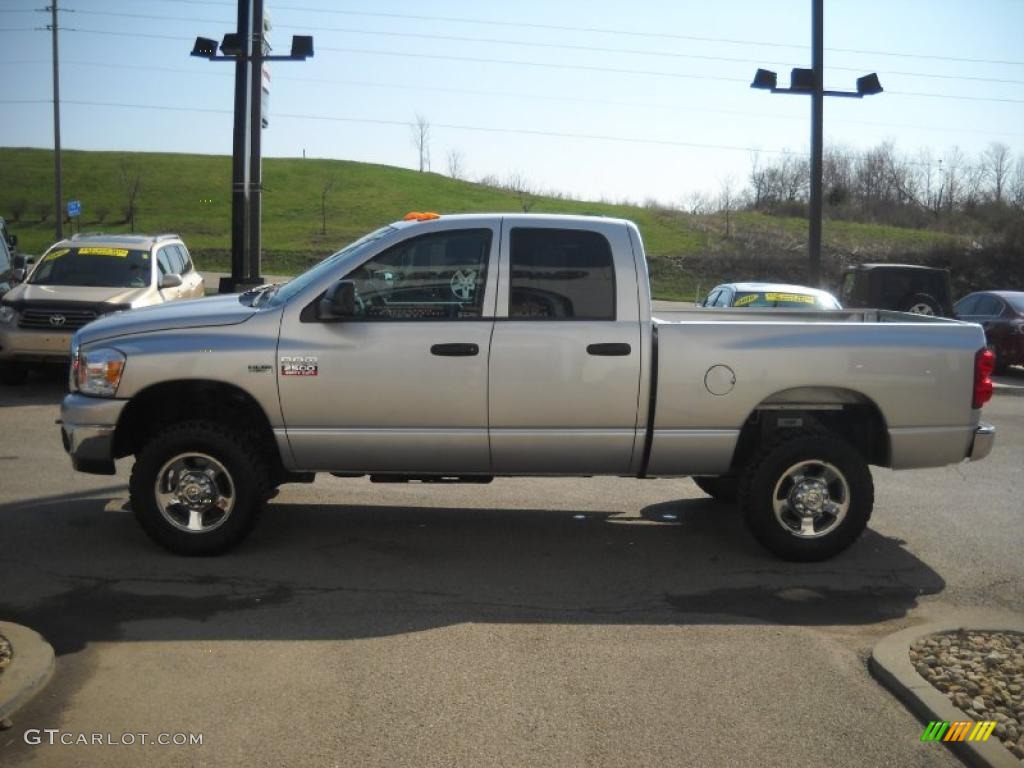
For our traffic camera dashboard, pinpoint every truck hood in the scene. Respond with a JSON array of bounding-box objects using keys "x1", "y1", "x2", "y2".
[
  {"x1": 3, "y1": 283, "x2": 151, "y2": 307},
  {"x1": 74, "y1": 294, "x2": 259, "y2": 345}
]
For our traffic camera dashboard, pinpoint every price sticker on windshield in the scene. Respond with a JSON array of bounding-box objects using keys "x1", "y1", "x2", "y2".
[
  {"x1": 765, "y1": 292, "x2": 815, "y2": 304},
  {"x1": 44, "y1": 248, "x2": 70, "y2": 261},
  {"x1": 77, "y1": 247, "x2": 130, "y2": 257}
]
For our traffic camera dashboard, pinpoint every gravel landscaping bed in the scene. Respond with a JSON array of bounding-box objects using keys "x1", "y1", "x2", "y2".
[
  {"x1": 0, "y1": 633, "x2": 10, "y2": 679},
  {"x1": 910, "y1": 630, "x2": 1024, "y2": 762}
]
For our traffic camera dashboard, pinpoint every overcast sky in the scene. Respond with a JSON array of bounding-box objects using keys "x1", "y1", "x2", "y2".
[{"x1": 1, "y1": 0, "x2": 1022, "y2": 205}]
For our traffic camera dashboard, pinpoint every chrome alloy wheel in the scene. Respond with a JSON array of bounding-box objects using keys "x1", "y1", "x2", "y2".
[
  {"x1": 908, "y1": 303, "x2": 935, "y2": 315},
  {"x1": 771, "y1": 459, "x2": 850, "y2": 539},
  {"x1": 154, "y1": 453, "x2": 236, "y2": 534}
]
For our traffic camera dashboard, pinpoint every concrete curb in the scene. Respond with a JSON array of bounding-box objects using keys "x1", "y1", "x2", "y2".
[
  {"x1": 0, "y1": 622, "x2": 55, "y2": 723},
  {"x1": 870, "y1": 618, "x2": 1024, "y2": 768}
]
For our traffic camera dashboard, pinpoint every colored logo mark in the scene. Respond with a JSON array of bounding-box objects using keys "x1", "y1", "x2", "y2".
[{"x1": 920, "y1": 721, "x2": 997, "y2": 742}]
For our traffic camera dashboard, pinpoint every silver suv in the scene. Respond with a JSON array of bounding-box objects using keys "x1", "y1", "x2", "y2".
[{"x1": 0, "y1": 233, "x2": 204, "y2": 384}]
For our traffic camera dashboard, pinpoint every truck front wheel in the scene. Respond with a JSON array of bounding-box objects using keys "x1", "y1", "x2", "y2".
[
  {"x1": 129, "y1": 421, "x2": 269, "y2": 555},
  {"x1": 738, "y1": 432, "x2": 873, "y2": 561}
]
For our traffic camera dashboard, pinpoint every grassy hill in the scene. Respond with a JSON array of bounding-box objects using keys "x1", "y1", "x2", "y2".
[{"x1": 0, "y1": 147, "x2": 963, "y2": 299}]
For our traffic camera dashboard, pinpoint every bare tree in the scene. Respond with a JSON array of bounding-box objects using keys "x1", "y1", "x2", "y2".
[
  {"x1": 506, "y1": 172, "x2": 535, "y2": 212},
  {"x1": 748, "y1": 151, "x2": 768, "y2": 209},
  {"x1": 319, "y1": 174, "x2": 337, "y2": 235},
  {"x1": 1010, "y1": 157, "x2": 1024, "y2": 209},
  {"x1": 118, "y1": 161, "x2": 143, "y2": 232},
  {"x1": 685, "y1": 190, "x2": 712, "y2": 215},
  {"x1": 983, "y1": 142, "x2": 1012, "y2": 204},
  {"x1": 718, "y1": 176, "x2": 736, "y2": 238},
  {"x1": 446, "y1": 148, "x2": 465, "y2": 180},
  {"x1": 410, "y1": 113, "x2": 431, "y2": 173}
]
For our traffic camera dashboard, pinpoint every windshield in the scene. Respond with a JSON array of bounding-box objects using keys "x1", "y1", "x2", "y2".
[
  {"x1": 733, "y1": 290, "x2": 840, "y2": 309},
  {"x1": 264, "y1": 226, "x2": 396, "y2": 307},
  {"x1": 29, "y1": 246, "x2": 152, "y2": 288}
]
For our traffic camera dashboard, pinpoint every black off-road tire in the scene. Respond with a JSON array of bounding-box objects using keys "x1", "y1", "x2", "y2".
[
  {"x1": 902, "y1": 293, "x2": 941, "y2": 316},
  {"x1": 129, "y1": 420, "x2": 270, "y2": 556},
  {"x1": 738, "y1": 430, "x2": 873, "y2": 562},
  {"x1": 0, "y1": 363, "x2": 29, "y2": 386},
  {"x1": 693, "y1": 475, "x2": 739, "y2": 503}
]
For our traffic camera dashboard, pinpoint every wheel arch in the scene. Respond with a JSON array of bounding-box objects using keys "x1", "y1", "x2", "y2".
[
  {"x1": 112, "y1": 379, "x2": 285, "y2": 475},
  {"x1": 729, "y1": 387, "x2": 891, "y2": 472}
]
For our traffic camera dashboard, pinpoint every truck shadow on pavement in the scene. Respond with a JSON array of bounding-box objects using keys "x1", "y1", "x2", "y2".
[{"x1": 0, "y1": 488, "x2": 946, "y2": 656}]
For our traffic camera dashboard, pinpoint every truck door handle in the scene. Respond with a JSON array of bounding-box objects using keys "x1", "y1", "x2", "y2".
[
  {"x1": 587, "y1": 343, "x2": 631, "y2": 356},
  {"x1": 430, "y1": 343, "x2": 479, "y2": 357}
]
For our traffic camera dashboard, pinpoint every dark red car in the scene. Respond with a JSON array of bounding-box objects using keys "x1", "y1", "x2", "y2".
[{"x1": 954, "y1": 291, "x2": 1024, "y2": 373}]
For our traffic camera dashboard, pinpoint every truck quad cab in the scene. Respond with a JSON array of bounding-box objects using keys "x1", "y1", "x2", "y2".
[{"x1": 59, "y1": 214, "x2": 996, "y2": 561}]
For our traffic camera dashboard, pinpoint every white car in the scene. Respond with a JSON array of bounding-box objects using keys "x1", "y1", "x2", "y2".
[{"x1": 699, "y1": 282, "x2": 842, "y2": 309}]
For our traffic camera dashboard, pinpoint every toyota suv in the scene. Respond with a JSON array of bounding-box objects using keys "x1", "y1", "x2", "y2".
[{"x1": 0, "y1": 233, "x2": 204, "y2": 384}]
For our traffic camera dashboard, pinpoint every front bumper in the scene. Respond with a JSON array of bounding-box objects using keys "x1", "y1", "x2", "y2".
[
  {"x1": 968, "y1": 422, "x2": 996, "y2": 462},
  {"x1": 59, "y1": 394, "x2": 128, "y2": 475},
  {"x1": 0, "y1": 325, "x2": 74, "y2": 363}
]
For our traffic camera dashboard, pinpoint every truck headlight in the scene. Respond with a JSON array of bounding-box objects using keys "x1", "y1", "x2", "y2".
[
  {"x1": 76, "y1": 347, "x2": 126, "y2": 397},
  {"x1": 0, "y1": 305, "x2": 17, "y2": 324}
]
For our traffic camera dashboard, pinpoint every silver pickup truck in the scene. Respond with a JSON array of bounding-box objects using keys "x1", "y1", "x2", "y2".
[{"x1": 59, "y1": 214, "x2": 996, "y2": 561}]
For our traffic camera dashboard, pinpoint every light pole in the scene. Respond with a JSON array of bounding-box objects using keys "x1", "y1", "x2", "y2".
[
  {"x1": 751, "y1": 0, "x2": 881, "y2": 286},
  {"x1": 191, "y1": 3, "x2": 313, "y2": 293}
]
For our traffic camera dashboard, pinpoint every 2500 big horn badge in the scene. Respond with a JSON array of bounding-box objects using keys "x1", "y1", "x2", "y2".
[{"x1": 280, "y1": 356, "x2": 318, "y2": 376}]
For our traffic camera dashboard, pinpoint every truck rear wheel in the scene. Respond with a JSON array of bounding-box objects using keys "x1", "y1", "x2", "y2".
[
  {"x1": 692, "y1": 476, "x2": 738, "y2": 503},
  {"x1": 738, "y1": 431, "x2": 873, "y2": 561},
  {"x1": 129, "y1": 421, "x2": 269, "y2": 555}
]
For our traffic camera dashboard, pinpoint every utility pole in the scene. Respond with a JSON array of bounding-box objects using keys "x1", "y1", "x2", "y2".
[
  {"x1": 49, "y1": 1, "x2": 63, "y2": 242},
  {"x1": 808, "y1": 0, "x2": 824, "y2": 285}
]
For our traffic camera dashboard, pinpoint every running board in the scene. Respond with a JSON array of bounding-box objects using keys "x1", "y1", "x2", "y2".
[{"x1": 369, "y1": 475, "x2": 494, "y2": 484}]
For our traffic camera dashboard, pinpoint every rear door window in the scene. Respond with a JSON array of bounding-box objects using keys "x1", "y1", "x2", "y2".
[
  {"x1": 509, "y1": 228, "x2": 615, "y2": 320},
  {"x1": 975, "y1": 295, "x2": 1003, "y2": 317}
]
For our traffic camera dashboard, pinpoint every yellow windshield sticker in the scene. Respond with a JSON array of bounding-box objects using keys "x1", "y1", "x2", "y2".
[
  {"x1": 77, "y1": 247, "x2": 130, "y2": 257},
  {"x1": 44, "y1": 248, "x2": 70, "y2": 261},
  {"x1": 765, "y1": 292, "x2": 816, "y2": 304},
  {"x1": 734, "y1": 294, "x2": 759, "y2": 306}
]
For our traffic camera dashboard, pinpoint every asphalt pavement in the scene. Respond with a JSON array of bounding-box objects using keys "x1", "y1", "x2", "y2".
[{"x1": 1, "y1": 371, "x2": 1022, "y2": 767}]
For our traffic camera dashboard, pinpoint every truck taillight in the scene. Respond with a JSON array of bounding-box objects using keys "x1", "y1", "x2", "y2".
[{"x1": 973, "y1": 348, "x2": 995, "y2": 409}]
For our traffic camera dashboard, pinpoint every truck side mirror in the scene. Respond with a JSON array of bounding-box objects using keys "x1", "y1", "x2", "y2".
[
  {"x1": 319, "y1": 280, "x2": 356, "y2": 321},
  {"x1": 12, "y1": 268, "x2": 25, "y2": 283},
  {"x1": 7, "y1": 234, "x2": 16, "y2": 248},
  {"x1": 12, "y1": 255, "x2": 25, "y2": 270}
]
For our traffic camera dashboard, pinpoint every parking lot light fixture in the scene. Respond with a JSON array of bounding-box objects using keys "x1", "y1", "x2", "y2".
[
  {"x1": 749, "y1": 0, "x2": 881, "y2": 285},
  {"x1": 190, "y1": 37, "x2": 218, "y2": 59},
  {"x1": 750, "y1": 68, "x2": 777, "y2": 90}
]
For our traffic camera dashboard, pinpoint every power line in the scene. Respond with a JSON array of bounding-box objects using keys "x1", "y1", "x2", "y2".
[
  {"x1": 59, "y1": 7, "x2": 1024, "y2": 86},
  {"x1": 5, "y1": 58, "x2": 1023, "y2": 139},
  {"x1": 16, "y1": 26, "x2": 1024, "y2": 104},
  {"x1": 155, "y1": 0, "x2": 1024, "y2": 68},
  {"x1": 318, "y1": 46, "x2": 1024, "y2": 104},
  {"x1": 0, "y1": 98, "x2": 795, "y2": 155}
]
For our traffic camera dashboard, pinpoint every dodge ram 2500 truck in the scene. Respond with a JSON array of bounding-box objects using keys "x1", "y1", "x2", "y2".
[{"x1": 58, "y1": 213, "x2": 996, "y2": 561}]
